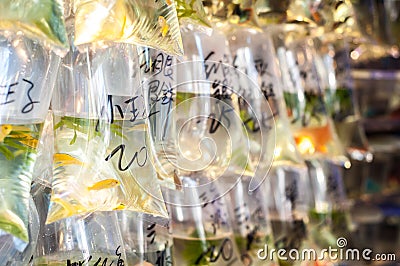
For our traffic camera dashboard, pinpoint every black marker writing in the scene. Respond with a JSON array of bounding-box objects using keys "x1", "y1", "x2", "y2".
[
  {"x1": 0, "y1": 82, "x2": 17, "y2": 105},
  {"x1": 105, "y1": 145, "x2": 147, "y2": 170},
  {"x1": 195, "y1": 238, "x2": 235, "y2": 264},
  {"x1": 67, "y1": 246, "x2": 124, "y2": 266},
  {"x1": 21, "y1": 79, "x2": 39, "y2": 113},
  {"x1": 0, "y1": 79, "x2": 39, "y2": 113}
]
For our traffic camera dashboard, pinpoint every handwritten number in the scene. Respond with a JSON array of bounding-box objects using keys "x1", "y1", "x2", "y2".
[
  {"x1": 195, "y1": 238, "x2": 234, "y2": 264},
  {"x1": 105, "y1": 145, "x2": 147, "y2": 170},
  {"x1": 21, "y1": 79, "x2": 39, "y2": 113},
  {"x1": 0, "y1": 79, "x2": 39, "y2": 113}
]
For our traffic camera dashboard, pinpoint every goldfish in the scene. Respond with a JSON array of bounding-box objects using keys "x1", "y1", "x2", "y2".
[
  {"x1": 2, "y1": 125, "x2": 39, "y2": 148},
  {"x1": 0, "y1": 125, "x2": 12, "y2": 142},
  {"x1": 18, "y1": 138, "x2": 38, "y2": 149},
  {"x1": 113, "y1": 203, "x2": 126, "y2": 210},
  {"x1": 158, "y1": 15, "x2": 169, "y2": 37},
  {"x1": 47, "y1": 197, "x2": 87, "y2": 224},
  {"x1": 87, "y1": 179, "x2": 120, "y2": 191},
  {"x1": 50, "y1": 197, "x2": 76, "y2": 215},
  {"x1": 54, "y1": 153, "x2": 85, "y2": 167}
]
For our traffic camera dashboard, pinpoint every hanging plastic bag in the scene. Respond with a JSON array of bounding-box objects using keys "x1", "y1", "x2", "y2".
[
  {"x1": 138, "y1": 46, "x2": 181, "y2": 190},
  {"x1": 0, "y1": 0, "x2": 68, "y2": 54},
  {"x1": 175, "y1": 0, "x2": 212, "y2": 31},
  {"x1": 73, "y1": 0, "x2": 184, "y2": 56},
  {"x1": 101, "y1": 43, "x2": 169, "y2": 219},
  {"x1": 46, "y1": 42, "x2": 121, "y2": 224},
  {"x1": 0, "y1": 33, "x2": 60, "y2": 242}
]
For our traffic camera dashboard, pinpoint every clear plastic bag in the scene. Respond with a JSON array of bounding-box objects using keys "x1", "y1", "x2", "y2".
[
  {"x1": 138, "y1": 46, "x2": 180, "y2": 190},
  {"x1": 47, "y1": 41, "x2": 169, "y2": 224},
  {"x1": 0, "y1": 0, "x2": 68, "y2": 54},
  {"x1": 73, "y1": 0, "x2": 184, "y2": 56},
  {"x1": 0, "y1": 34, "x2": 59, "y2": 242},
  {"x1": 46, "y1": 44, "x2": 121, "y2": 224},
  {"x1": 102, "y1": 43, "x2": 169, "y2": 218}
]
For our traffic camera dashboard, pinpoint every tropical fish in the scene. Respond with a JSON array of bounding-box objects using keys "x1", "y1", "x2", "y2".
[
  {"x1": 4, "y1": 126, "x2": 39, "y2": 148},
  {"x1": 158, "y1": 15, "x2": 169, "y2": 37},
  {"x1": 54, "y1": 153, "x2": 85, "y2": 167},
  {"x1": 18, "y1": 138, "x2": 38, "y2": 149},
  {"x1": 0, "y1": 125, "x2": 12, "y2": 142},
  {"x1": 113, "y1": 203, "x2": 126, "y2": 210},
  {"x1": 47, "y1": 197, "x2": 87, "y2": 224},
  {"x1": 166, "y1": 0, "x2": 173, "y2": 5},
  {"x1": 87, "y1": 179, "x2": 120, "y2": 191},
  {"x1": 9, "y1": 125, "x2": 31, "y2": 132}
]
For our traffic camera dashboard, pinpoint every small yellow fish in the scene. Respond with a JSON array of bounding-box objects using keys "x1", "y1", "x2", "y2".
[
  {"x1": 47, "y1": 197, "x2": 87, "y2": 224},
  {"x1": 54, "y1": 153, "x2": 85, "y2": 167},
  {"x1": 19, "y1": 138, "x2": 38, "y2": 149},
  {"x1": 113, "y1": 203, "x2": 126, "y2": 210},
  {"x1": 166, "y1": 0, "x2": 173, "y2": 5},
  {"x1": 9, "y1": 125, "x2": 31, "y2": 132},
  {"x1": 7, "y1": 130, "x2": 39, "y2": 149},
  {"x1": 50, "y1": 197, "x2": 76, "y2": 215},
  {"x1": 87, "y1": 179, "x2": 120, "y2": 191},
  {"x1": 0, "y1": 125, "x2": 12, "y2": 142},
  {"x1": 158, "y1": 15, "x2": 169, "y2": 37}
]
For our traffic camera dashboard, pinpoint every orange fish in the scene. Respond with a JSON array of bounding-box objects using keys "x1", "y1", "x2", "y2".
[
  {"x1": 19, "y1": 138, "x2": 38, "y2": 149},
  {"x1": 113, "y1": 203, "x2": 126, "y2": 210},
  {"x1": 158, "y1": 15, "x2": 169, "y2": 37},
  {"x1": 0, "y1": 125, "x2": 12, "y2": 142},
  {"x1": 87, "y1": 179, "x2": 120, "y2": 191},
  {"x1": 54, "y1": 153, "x2": 85, "y2": 167}
]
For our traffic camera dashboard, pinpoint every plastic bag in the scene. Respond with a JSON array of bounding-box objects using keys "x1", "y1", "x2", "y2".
[
  {"x1": 0, "y1": 0, "x2": 68, "y2": 54},
  {"x1": 0, "y1": 34, "x2": 59, "y2": 242},
  {"x1": 46, "y1": 44, "x2": 121, "y2": 224},
  {"x1": 175, "y1": 0, "x2": 212, "y2": 31},
  {"x1": 138, "y1": 46, "x2": 180, "y2": 190},
  {"x1": 47, "y1": 42, "x2": 169, "y2": 224},
  {"x1": 101, "y1": 43, "x2": 169, "y2": 219},
  {"x1": 73, "y1": 0, "x2": 184, "y2": 56}
]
